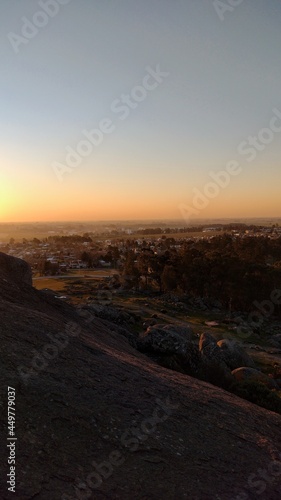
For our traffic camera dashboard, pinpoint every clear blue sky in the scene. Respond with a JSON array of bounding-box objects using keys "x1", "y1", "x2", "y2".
[{"x1": 1, "y1": 0, "x2": 281, "y2": 221}]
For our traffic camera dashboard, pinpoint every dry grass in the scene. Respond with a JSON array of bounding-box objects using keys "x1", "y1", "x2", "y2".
[{"x1": 33, "y1": 278, "x2": 67, "y2": 291}]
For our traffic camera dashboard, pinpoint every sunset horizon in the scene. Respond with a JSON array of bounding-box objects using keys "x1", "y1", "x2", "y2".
[{"x1": 1, "y1": 1, "x2": 281, "y2": 224}]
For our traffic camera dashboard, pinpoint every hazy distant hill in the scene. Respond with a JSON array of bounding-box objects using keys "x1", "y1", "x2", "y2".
[{"x1": 1, "y1": 218, "x2": 281, "y2": 243}]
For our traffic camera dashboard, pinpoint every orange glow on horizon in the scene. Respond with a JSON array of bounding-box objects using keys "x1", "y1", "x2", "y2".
[{"x1": 0, "y1": 169, "x2": 280, "y2": 223}]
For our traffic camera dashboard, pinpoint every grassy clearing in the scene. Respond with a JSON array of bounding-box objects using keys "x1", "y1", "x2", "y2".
[
  {"x1": 70, "y1": 269, "x2": 117, "y2": 277},
  {"x1": 33, "y1": 278, "x2": 67, "y2": 291},
  {"x1": 33, "y1": 269, "x2": 116, "y2": 289}
]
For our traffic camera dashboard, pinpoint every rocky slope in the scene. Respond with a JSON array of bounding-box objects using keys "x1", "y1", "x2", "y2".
[{"x1": 1, "y1": 253, "x2": 281, "y2": 499}]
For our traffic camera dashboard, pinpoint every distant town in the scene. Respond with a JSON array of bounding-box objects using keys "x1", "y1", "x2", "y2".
[{"x1": 1, "y1": 222, "x2": 281, "y2": 277}]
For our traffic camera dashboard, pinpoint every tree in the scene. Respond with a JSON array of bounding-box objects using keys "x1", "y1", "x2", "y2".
[
  {"x1": 81, "y1": 251, "x2": 92, "y2": 267},
  {"x1": 109, "y1": 246, "x2": 120, "y2": 268},
  {"x1": 41, "y1": 260, "x2": 59, "y2": 276},
  {"x1": 122, "y1": 250, "x2": 140, "y2": 289},
  {"x1": 137, "y1": 249, "x2": 155, "y2": 289},
  {"x1": 161, "y1": 265, "x2": 178, "y2": 292}
]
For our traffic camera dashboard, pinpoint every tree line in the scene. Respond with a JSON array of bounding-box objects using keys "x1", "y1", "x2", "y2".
[{"x1": 122, "y1": 235, "x2": 281, "y2": 314}]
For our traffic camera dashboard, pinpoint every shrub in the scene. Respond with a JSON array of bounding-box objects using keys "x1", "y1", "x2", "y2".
[
  {"x1": 229, "y1": 380, "x2": 281, "y2": 415},
  {"x1": 196, "y1": 359, "x2": 233, "y2": 390}
]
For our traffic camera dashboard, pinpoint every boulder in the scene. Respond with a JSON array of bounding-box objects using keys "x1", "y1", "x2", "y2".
[
  {"x1": 275, "y1": 379, "x2": 281, "y2": 389},
  {"x1": 199, "y1": 333, "x2": 232, "y2": 384},
  {"x1": 85, "y1": 304, "x2": 135, "y2": 325},
  {"x1": 0, "y1": 252, "x2": 32, "y2": 286},
  {"x1": 143, "y1": 323, "x2": 193, "y2": 342},
  {"x1": 199, "y1": 332, "x2": 224, "y2": 362},
  {"x1": 269, "y1": 334, "x2": 281, "y2": 348},
  {"x1": 142, "y1": 318, "x2": 158, "y2": 329},
  {"x1": 231, "y1": 367, "x2": 278, "y2": 389},
  {"x1": 139, "y1": 323, "x2": 201, "y2": 376},
  {"x1": 217, "y1": 339, "x2": 255, "y2": 370}
]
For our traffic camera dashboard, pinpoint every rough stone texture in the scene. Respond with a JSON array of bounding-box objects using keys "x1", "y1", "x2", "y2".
[
  {"x1": 138, "y1": 323, "x2": 201, "y2": 376},
  {"x1": 0, "y1": 251, "x2": 32, "y2": 286},
  {"x1": 85, "y1": 303, "x2": 137, "y2": 325},
  {"x1": 199, "y1": 332, "x2": 228, "y2": 367},
  {"x1": 1, "y1": 255, "x2": 281, "y2": 499},
  {"x1": 276, "y1": 378, "x2": 281, "y2": 388},
  {"x1": 199, "y1": 332, "x2": 219, "y2": 355},
  {"x1": 269, "y1": 334, "x2": 281, "y2": 348},
  {"x1": 232, "y1": 367, "x2": 279, "y2": 389},
  {"x1": 217, "y1": 338, "x2": 256, "y2": 370},
  {"x1": 142, "y1": 318, "x2": 159, "y2": 329},
  {"x1": 199, "y1": 332, "x2": 233, "y2": 386},
  {"x1": 143, "y1": 323, "x2": 193, "y2": 341}
]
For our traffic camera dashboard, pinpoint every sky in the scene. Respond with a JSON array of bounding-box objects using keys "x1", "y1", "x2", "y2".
[{"x1": 1, "y1": 0, "x2": 281, "y2": 222}]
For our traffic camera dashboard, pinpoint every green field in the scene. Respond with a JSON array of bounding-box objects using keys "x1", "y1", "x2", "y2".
[{"x1": 33, "y1": 269, "x2": 116, "y2": 291}]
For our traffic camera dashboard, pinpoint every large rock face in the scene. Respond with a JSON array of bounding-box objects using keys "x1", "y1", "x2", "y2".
[
  {"x1": 1, "y1": 257, "x2": 281, "y2": 499},
  {"x1": 0, "y1": 251, "x2": 32, "y2": 286}
]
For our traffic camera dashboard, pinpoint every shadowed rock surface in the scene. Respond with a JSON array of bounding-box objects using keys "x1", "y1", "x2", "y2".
[
  {"x1": 0, "y1": 251, "x2": 32, "y2": 286},
  {"x1": 232, "y1": 367, "x2": 278, "y2": 389},
  {"x1": 270, "y1": 334, "x2": 281, "y2": 348},
  {"x1": 1, "y1": 254, "x2": 281, "y2": 499},
  {"x1": 199, "y1": 332, "x2": 232, "y2": 380},
  {"x1": 138, "y1": 323, "x2": 201, "y2": 376},
  {"x1": 217, "y1": 338, "x2": 256, "y2": 370}
]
